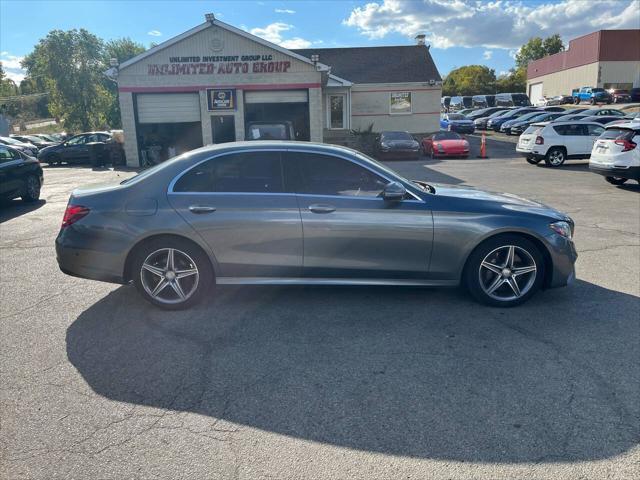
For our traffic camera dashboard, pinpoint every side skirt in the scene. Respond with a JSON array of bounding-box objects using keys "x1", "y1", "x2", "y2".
[{"x1": 216, "y1": 277, "x2": 459, "y2": 287}]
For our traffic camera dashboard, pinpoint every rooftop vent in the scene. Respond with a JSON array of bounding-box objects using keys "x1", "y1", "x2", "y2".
[
  {"x1": 415, "y1": 34, "x2": 426, "y2": 45},
  {"x1": 205, "y1": 13, "x2": 215, "y2": 23}
]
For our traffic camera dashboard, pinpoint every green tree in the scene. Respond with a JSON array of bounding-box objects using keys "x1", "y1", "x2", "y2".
[
  {"x1": 443, "y1": 65, "x2": 496, "y2": 96},
  {"x1": 496, "y1": 68, "x2": 526, "y2": 93},
  {"x1": 515, "y1": 34, "x2": 564, "y2": 71},
  {"x1": 103, "y1": 38, "x2": 146, "y2": 127},
  {"x1": 0, "y1": 63, "x2": 19, "y2": 97},
  {"x1": 22, "y1": 29, "x2": 112, "y2": 131}
]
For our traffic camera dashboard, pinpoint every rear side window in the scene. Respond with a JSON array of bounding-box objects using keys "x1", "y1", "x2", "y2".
[
  {"x1": 173, "y1": 151, "x2": 284, "y2": 193},
  {"x1": 553, "y1": 124, "x2": 587, "y2": 136},
  {"x1": 587, "y1": 125, "x2": 605, "y2": 136},
  {"x1": 524, "y1": 125, "x2": 544, "y2": 136}
]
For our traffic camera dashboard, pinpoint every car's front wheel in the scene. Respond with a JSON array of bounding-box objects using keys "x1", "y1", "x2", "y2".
[
  {"x1": 545, "y1": 147, "x2": 566, "y2": 167},
  {"x1": 131, "y1": 237, "x2": 213, "y2": 310},
  {"x1": 605, "y1": 176, "x2": 628, "y2": 185},
  {"x1": 465, "y1": 235, "x2": 544, "y2": 307}
]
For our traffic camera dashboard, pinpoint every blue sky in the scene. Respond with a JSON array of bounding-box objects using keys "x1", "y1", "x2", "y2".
[{"x1": 1, "y1": 0, "x2": 638, "y2": 83}]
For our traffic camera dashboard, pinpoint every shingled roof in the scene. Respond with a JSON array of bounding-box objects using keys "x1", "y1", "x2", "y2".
[{"x1": 292, "y1": 45, "x2": 441, "y2": 84}]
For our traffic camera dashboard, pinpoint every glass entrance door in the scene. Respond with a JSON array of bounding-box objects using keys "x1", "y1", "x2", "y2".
[{"x1": 211, "y1": 116, "x2": 236, "y2": 144}]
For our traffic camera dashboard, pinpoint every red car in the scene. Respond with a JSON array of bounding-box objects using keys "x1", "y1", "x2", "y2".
[{"x1": 421, "y1": 131, "x2": 470, "y2": 158}]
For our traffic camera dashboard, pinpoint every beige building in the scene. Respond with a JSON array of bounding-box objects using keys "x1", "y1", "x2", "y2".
[
  {"x1": 113, "y1": 15, "x2": 442, "y2": 167},
  {"x1": 526, "y1": 30, "x2": 640, "y2": 104}
]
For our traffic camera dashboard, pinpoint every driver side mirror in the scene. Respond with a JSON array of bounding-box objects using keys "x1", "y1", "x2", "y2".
[{"x1": 382, "y1": 181, "x2": 406, "y2": 201}]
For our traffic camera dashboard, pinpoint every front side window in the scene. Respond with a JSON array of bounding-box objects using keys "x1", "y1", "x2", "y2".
[
  {"x1": 293, "y1": 153, "x2": 388, "y2": 197},
  {"x1": 173, "y1": 151, "x2": 284, "y2": 193},
  {"x1": 390, "y1": 92, "x2": 411, "y2": 114},
  {"x1": 0, "y1": 146, "x2": 19, "y2": 162},
  {"x1": 329, "y1": 95, "x2": 345, "y2": 129},
  {"x1": 67, "y1": 135, "x2": 87, "y2": 145}
]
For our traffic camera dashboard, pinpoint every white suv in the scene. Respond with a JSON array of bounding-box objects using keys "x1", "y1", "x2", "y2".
[
  {"x1": 589, "y1": 121, "x2": 640, "y2": 185},
  {"x1": 516, "y1": 121, "x2": 605, "y2": 167}
]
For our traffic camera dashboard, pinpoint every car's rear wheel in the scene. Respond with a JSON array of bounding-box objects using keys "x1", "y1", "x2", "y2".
[
  {"x1": 21, "y1": 175, "x2": 41, "y2": 203},
  {"x1": 574, "y1": 97, "x2": 580, "y2": 105},
  {"x1": 544, "y1": 147, "x2": 566, "y2": 167},
  {"x1": 132, "y1": 237, "x2": 213, "y2": 310},
  {"x1": 465, "y1": 235, "x2": 544, "y2": 307},
  {"x1": 605, "y1": 176, "x2": 627, "y2": 185},
  {"x1": 526, "y1": 157, "x2": 542, "y2": 165}
]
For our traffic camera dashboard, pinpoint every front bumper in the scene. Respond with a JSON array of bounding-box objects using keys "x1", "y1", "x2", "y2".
[
  {"x1": 589, "y1": 164, "x2": 640, "y2": 181},
  {"x1": 544, "y1": 233, "x2": 578, "y2": 289},
  {"x1": 378, "y1": 149, "x2": 420, "y2": 160},
  {"x1": 451, "y1": 125, "x2": 475, "y2": 134}
]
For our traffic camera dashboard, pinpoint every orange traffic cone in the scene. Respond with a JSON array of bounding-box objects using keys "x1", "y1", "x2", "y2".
[{"x1": 477, "y1": 133, "x2": 488, "y2": 158}]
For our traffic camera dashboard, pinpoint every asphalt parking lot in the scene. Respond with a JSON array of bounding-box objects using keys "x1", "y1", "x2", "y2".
[{"x1": 1, "y1": 137, "x2": 639, "y2": 479}]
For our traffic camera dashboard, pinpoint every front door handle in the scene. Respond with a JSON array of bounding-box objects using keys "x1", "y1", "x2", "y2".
[
  {"x1": 308, "y1": 204, "x2": 336, "y2": 214},
  {"x1": 189, "y1": 205, "x2": 216, "y2": 214}
]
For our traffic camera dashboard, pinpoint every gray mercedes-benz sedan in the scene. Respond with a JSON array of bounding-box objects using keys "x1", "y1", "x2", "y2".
[{"x1": 56, "y1": 141, "x2": 577, "y2": 309}]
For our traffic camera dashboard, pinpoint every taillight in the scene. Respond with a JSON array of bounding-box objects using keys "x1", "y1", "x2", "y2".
[
  {"x1": 62, "y1": 204, "x2": 90, "y2": 228},
  {"x1": 535, "y1": 136, "x2": 544, "y2": 145},
  {"x1": 614, "y1": 139, "x2": 637, "y2": 152}
]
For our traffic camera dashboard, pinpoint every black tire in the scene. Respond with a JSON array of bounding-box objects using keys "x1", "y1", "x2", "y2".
[
  {"x1": 464, "y1": 234, "x2": 545, "y2": 307},
  {"x1": 526, "y1": 157, "x2": 542, "y2": 165},
  {"x1": 605, "y1": 176, "x2": 628, "y2": 185},
  {"x1": 131, "y1": 237, "x2": 213, "y2": 310},
  {"x1": 544, "y1": 147, "x2": 566, "y2": 167},
  {"x1": 590, "y1": 98, "x2": 596, "y2": 105},
  {"x1": 574, "y1": 97, "x2": 580, "y2": 105},
  {"x1": 21, "y1": 175, "x2": 41, "y2": 203}
]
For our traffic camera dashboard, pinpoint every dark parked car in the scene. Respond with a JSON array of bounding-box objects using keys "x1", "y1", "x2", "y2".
[
  {"x1": 579, "y1": 108, "x2": 626, "y2": 117},
  {"x1": 0, "y1": 136, "x2": 39, "y2": 157},
  {"x1": 466, "y1": 107, "x2": 506, "y2": 121},
  {"x1": 0, "y1": 145, "x2": 43, "y2": 203},
  {"x1": 375, "y1": 131, "x2": 420, "y2": 159},
  {"x1": 495, "y1": 93, "x2": 531, "y2": 107},
  {"x1": 441, "y1": 96, "x2": 451, "y2": 112},
  {"x1": 11, "y1": 134, "x2": 56, "y2": 150},
  {"x1": 578, "y1": 115, "x2": 627, "y2": 125},
  {"x1": 508, "y1": 112, "x2": 567, "y2": 135},
  {"x1": 500, "y1": 111, "x2": 545, "y2": 135},
  {"x1": 56, "y1": 141, "x2": 577, "y2": 309},
  {"x1": 37, "y1": 131, "x2": 111, "y2": 165},
  {"x1": 609, "y1": 89, "x2": 632, "y2": 103},
  {"x1": 488, "y1": 108, "x2": 539, "y2": 131},
  {"x1": 471, "y1": 95, "x2": 495, "y2": 108},
  {"x1": 631, "y1": 88, "x2": 640, "y2": 102},
  {"x1": 449, "y1": 96, "x2": 473, "y2": 111},
  {"x1": 473, "y1": 109, "x2": 513, "y2": 130}
]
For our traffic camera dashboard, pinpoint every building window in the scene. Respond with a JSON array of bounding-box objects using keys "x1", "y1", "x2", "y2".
[
  {"x1": 390, "y1": 92, "x2": 412, "y2": 114},
  {"x1": 329, "y1": 94, "x2": 346, "y2": 129}
]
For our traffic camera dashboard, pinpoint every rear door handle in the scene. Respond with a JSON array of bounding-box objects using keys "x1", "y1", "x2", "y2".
[
  {"x1": 308, "y1": 204, "x2": 336, "y2": 214},
  {"x1": 189, "y1": 205, "x2": 216, "y2": 214}
]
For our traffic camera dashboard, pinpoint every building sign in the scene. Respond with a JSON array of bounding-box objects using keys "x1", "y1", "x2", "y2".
[
  {"x1": 207, "y1": 89, "x2": 236, "y2": 111},
  {"x1": 147, "y1": 54, "x2": 292, "y2": 76},
  {"x1": 390, "y1": 92, "x2": 412, "y2": 114}
]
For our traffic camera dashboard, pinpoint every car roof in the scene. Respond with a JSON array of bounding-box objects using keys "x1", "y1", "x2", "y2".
[{"x1": 605, "y1": 120, "x2": 640, "y2": 129}]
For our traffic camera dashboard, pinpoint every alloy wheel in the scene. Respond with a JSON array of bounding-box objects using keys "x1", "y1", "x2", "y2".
[
  {"x1": 26, "y1": 176, "x2": 40, "y2": 198},
  {"x1": 140, "y1": 248, "x2": 199, "y2": 304},
  {"x1": 548, "y1": 150, "x2": 564, "y2": 166},
  {"x1": 478, "y1": 245, "x2": 537, "y2": 302}
]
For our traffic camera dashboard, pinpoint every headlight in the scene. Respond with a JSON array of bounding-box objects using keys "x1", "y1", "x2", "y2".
[
  {"x1": 435, "y1": 143, "x2": 444, "y2": 152},
  {"x1": 550, "y1": 221, "x2": 573, "y2": 239}
]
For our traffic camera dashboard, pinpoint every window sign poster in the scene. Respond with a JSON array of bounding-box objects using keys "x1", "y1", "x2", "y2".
[
  {"x1": 390, "y1": 92, "x2": 412, "y2": 114},
  {"x1": 207, "y1": 89, "x2": 236, "y2": 110}
]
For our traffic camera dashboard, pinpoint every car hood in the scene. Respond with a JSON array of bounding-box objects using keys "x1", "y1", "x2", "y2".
[{"x1": 431, "y1": 183, "x2": 568, "y2": 220}]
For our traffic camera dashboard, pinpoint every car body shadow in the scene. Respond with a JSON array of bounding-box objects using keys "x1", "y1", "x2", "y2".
[
  {"x1": 0, "y1": 199, "x2": 46, "y2": 223},
  {"x1": 66, "y1": 280, "x2": 639, "y2": 463}
]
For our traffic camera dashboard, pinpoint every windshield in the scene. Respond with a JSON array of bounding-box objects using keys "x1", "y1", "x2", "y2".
[
  {"x1": 592, "y1": 88, "x2": 605, "y2": 93},
  {"x1": 433, "y1": 132, "x2": 462, "y2": 140},
  {"x1": 381, "y1": 131, "x2": 412, "y2": 141},
  {"x1": 447, "y1": 114, "x2": 466, "y2": 120}
]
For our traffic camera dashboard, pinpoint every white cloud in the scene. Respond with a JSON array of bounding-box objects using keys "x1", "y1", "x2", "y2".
[
  {"x1": 498, "y1": 70, "x2": 510, "y2": 77},
  {"x1": 250, "y1": 22, "x2": 312, "y2": 49},
  {"x1": 147, "y1": 30, "x2": 162, "y2": 37},
  {"x1": 483, "y1": 50, "x2": 493, "y2": 60},
  {"x1": 344, "y1": 0, "x2": 639, "y2": 49},
  {"x1": 275, "y1": 8, "x2": 296, "y2": 14},
  {"x1": 0, "y1": 52, "x2": 26, "y2": 84}
]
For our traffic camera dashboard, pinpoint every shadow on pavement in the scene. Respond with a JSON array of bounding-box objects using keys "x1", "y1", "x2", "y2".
[
  {"x1": 67, "y1": 280, "x2": 639, "y2": 463},
  {"x1": 0, "y1": 199, "x2": 46, "y2": 223}
]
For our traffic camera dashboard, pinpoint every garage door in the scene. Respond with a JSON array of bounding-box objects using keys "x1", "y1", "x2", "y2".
[
  {"x1": 244, "y1": 90, "x2": 308, "y2": 104},
  {"x1": 137, "y1": 93, "x2": 201, "y2": 123},
  {"x1": 529, "y1": 83, "x2": 543, "y2": 105}
]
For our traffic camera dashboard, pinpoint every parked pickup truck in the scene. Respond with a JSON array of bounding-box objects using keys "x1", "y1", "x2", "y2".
[{"x1": 572, "y1": 87, "x2": 612, "y2": 105}]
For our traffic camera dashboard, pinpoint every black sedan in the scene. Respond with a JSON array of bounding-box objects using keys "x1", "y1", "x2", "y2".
[
  {"x1": 0, "y1": 145, "x2": 43, "y2": 203},
  {"x1": 509, "y1": 112, "x2": 567, "y2": 135},
  {"x1": 375, "y1": 131, "x2": 420, "y2": 160},
  {"x1": 579, "y1": 115, "x2": 627, "y2": 125},
  {"x1": 37, "y1": 131, "x2": 111, "y2": 165},
  {"x1": 11, "y1": 134, "x2": 57, "y2": 150}
]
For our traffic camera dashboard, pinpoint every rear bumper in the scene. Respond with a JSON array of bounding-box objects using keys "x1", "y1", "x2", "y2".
[
  {"x1": 589, "y1": 164, "x2": 640, "y2": 181},
  {"x1": 56, "y1": 228, "x2": 127, "y2": 284}
]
